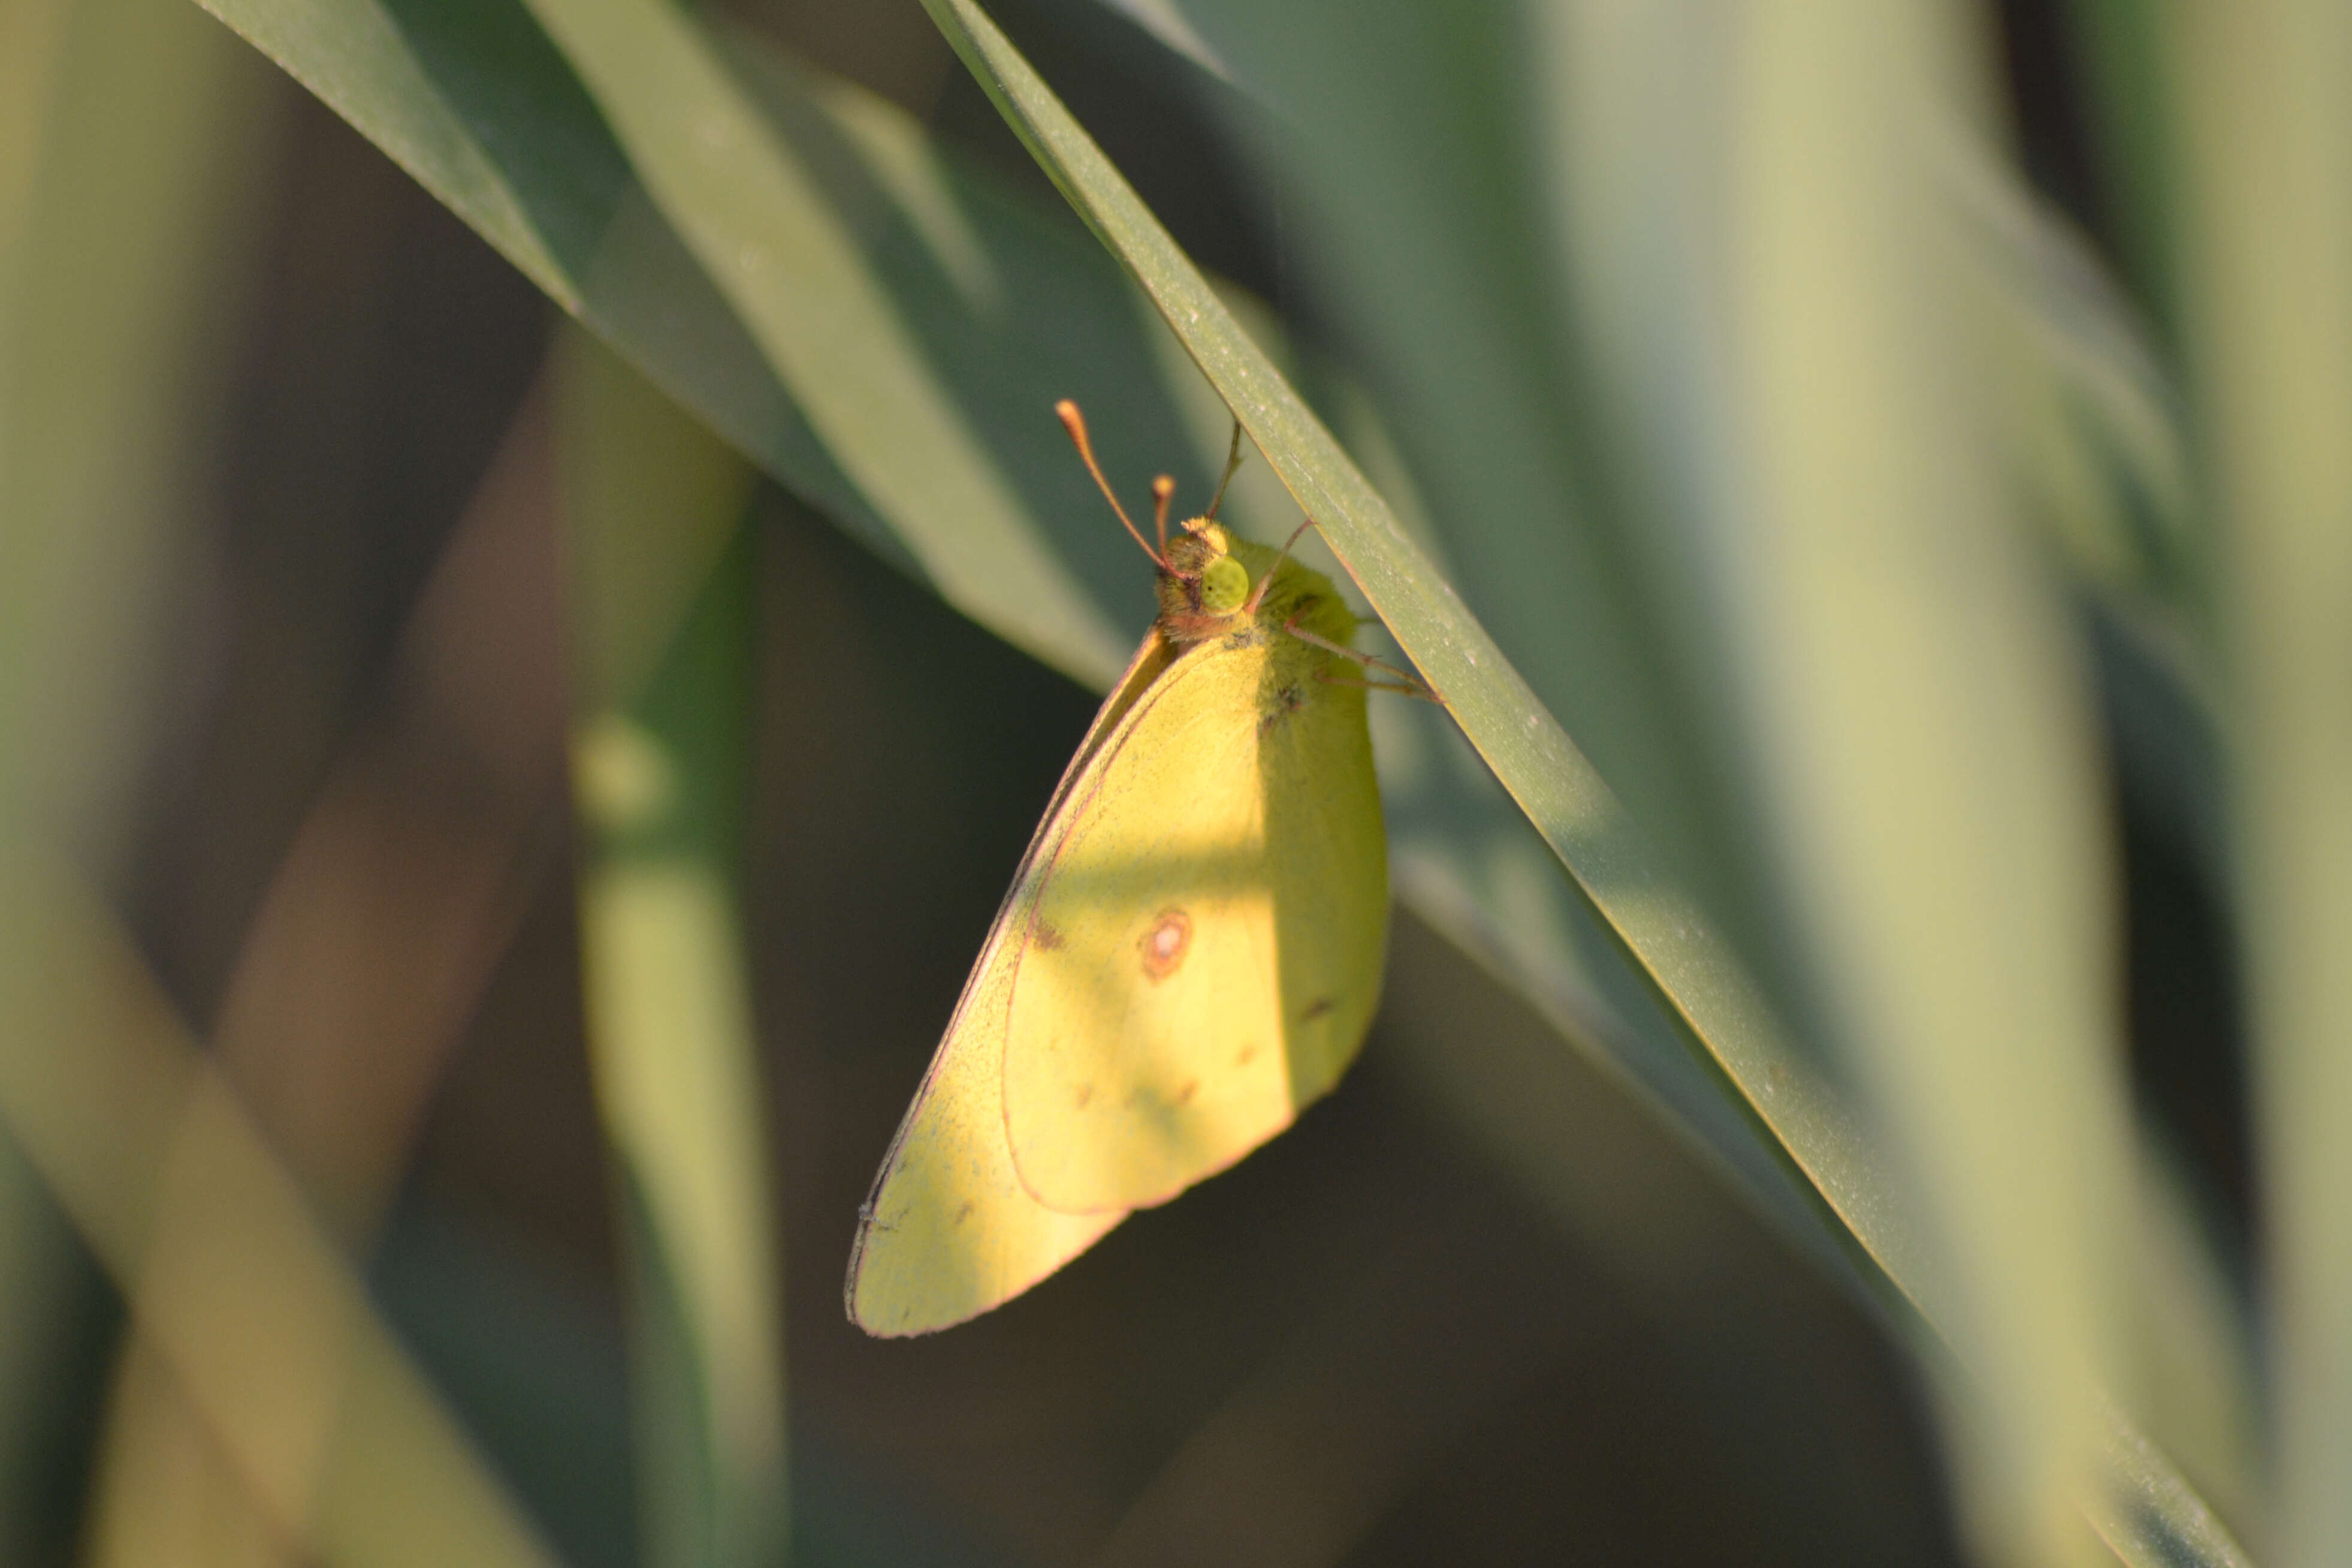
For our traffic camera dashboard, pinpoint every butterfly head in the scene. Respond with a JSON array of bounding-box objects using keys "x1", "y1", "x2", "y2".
[
  {"x1": 1155, "y1": 521, "x2": 1355, "y2": 651},
  {"x1": 1157, "y1": 521, "x2": 1257, "y2": 643},
  {"x1": 1051, "y1": 398, "x2": 1354, "y2": 650},
  {"x1": 1167, "y1": 519, "x2": 1246, "y2": 598}
]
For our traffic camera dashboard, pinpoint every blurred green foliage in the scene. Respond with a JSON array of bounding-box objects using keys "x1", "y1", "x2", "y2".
[{"x1": 3, "y1": 0, "x2": 2342, "y2": 1564}]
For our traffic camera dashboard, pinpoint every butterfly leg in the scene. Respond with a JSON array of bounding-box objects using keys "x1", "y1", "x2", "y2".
[
  {"x1": 1204, "y1": 418, "x2": 1246, "y2": 521},
  {"x1": 1287, "y1": 619, "x2": 1441, "y2": 702},
  {"x1": 1242, "y1": 518, "x2": 1321, "y2": 615},
  {"x1": 1317, "y1": 672, "x2": 1436, "y2": 698}
]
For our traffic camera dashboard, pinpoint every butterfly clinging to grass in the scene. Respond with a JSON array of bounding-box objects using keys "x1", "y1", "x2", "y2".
[{"x1": 846, "y1": 401, "x2": 1429, "y2": 1337}]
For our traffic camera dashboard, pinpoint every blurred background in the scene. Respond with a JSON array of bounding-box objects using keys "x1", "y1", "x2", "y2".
[{"x1": 2, "y1": 0, "x2": 2333, "y2": 1564}]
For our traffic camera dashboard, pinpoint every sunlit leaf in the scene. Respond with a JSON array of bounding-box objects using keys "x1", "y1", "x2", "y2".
[
  {"x1": 556, "y1": 326, "x2": 787, "y2": 1568},
  {"x1": 1705, "y1": 11, "x2": 2137, "y2": 1559},
  {"x1": 2174, "y1": 7, "x2": 2352, "y2": 1566},
  {"x1": 191, "y1": 0, "x2": 1169, "y2": 686}
]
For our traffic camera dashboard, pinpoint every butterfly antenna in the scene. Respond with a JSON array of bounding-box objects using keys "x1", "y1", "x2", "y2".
[
  {"x1": 1151, "y1": 475, "x2": 1175, "y2": 557},
  {"x1": 1056, "y1": 400, "x2": 1163, "y2": 567},
  {"x1": 1205, "y1": 418, "x2": 1245, "y2": 521},
  {"x1": 1243, "y1": 517, "x2": 1318, "y2": 615}
]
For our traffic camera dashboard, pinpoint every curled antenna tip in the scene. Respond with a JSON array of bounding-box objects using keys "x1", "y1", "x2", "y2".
[
  {"x1": 1149, "y1": 475, "x2": 1175, "y2": 554},
  {"x1": 1053, "y1": 398, "x2": 1161, "y2": 567}
]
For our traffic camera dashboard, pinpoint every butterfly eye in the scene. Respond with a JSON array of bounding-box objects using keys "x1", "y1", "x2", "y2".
[{"x1": 1200, "y1": 555, "x2": 1250, "y2": 614}]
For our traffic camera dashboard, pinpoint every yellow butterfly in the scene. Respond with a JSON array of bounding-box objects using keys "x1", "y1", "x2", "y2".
[{"x1": 845, "y1": 403, "x2": 1420, "y2": 1336}]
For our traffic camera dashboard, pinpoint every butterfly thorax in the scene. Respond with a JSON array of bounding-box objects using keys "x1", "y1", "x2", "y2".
[{"x1": 1156, "y1": 521, "x2": 1357, "y2": 651}]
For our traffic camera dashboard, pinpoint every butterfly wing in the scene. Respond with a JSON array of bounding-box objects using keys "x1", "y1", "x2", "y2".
[
  {"x1": 844, "y1": 634, "x2": 1174, "y2": 1337},
  {"x1": 1001, "y1": 626, "x2": 1388, "y2": 1213},
  {"x1": 843, "y1": 916, "x2": 1125, "y2": 1336}
]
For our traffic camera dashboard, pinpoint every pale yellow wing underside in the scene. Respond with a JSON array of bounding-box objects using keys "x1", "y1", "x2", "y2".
[
  {"x1": 1002, "y1": 624, "x2": 1388, "y2": 1213},
  {"x1": 844, "y1": 637, "x2": 1172, "y2": 1337},
  {"x1": 846, "y1": 588, "x2": 1391, "y2": 1335}
]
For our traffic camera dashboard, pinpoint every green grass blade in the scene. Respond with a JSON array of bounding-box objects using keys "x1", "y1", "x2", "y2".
[
  {"x1": 557, "y1": 327, "x2": 787, "y2": 1568},
  {"x1": 520, "y1": 0, "x2": 1127, "y2": 685},
  {"x1": 1701, "y1": 11, "x2": 2140, "y2": 1558},
  {"x1": 2174, "y1": 8, "x2": 2352, "y2": 1566},
  {"x1": 186, "y1": 0, "x2": 911, "y2": 584},
  {"x1": 920, "y1": 3, "x2": 2244, "y2": 1563},
  {"x1": 924, "y1": 0, "x2": 1900, "y2": 1287},
  {"x1": 1091, "y1": 0, "x2": 1231, "y2": 80},
  {"x1": 2085, "y1": 1400, "x2": 2257, "y2": 1568}
]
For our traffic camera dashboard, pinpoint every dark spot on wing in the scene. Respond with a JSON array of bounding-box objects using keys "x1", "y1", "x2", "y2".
[
  {"x1": 1034, "y1": 920, "x2": 1065, "y2": 951},
  {"x1": 1301, "y1": 996, "x2": 1336, "y2": 1022},
  {"x1": 953, "y1": 1201, "x2": 974, "y2": 1227},
  {"x1": 1139, "y1": 909, "x2": 1192, "y2": 980},
  {"x1": 1259, "y1": 683, "x2": 1309, "y2": 735}
]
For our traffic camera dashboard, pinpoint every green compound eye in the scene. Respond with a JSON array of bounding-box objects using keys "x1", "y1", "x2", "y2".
[{"x1": 1200, "y1": 554, "x2": 1250, "y2": 614}]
